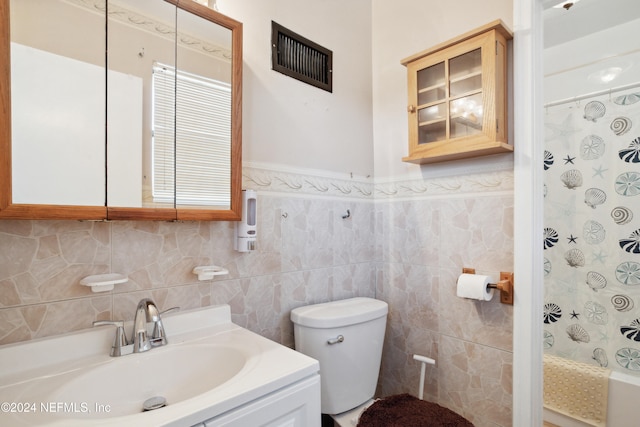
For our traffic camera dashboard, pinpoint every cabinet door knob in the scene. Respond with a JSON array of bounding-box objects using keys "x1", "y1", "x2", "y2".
[{"x1": 407, "y1": 105, "x2": 416, "y2": 113}]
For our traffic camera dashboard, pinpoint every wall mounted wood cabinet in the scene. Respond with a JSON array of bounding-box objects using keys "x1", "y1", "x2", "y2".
[
  {"x1": 0, "y1": 0, "x2": 242, "y2": 221},
  {"x1": 402, "y1": 20, "x2": 513, "y2": 165}
]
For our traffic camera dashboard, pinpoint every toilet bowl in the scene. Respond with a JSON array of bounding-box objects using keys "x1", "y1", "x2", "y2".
[
  {"x1": 329, "y1": 399, "x2": 376, "y2": 427},
  {"x1": 290, "y1": 297, "x2": 388, "y2": 426}
]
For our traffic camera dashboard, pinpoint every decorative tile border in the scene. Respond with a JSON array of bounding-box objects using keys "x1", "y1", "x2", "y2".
[
  {"x1": 374, "y1": 170, "x2": 514, "y2": 200},
  {"x1": 242, "y1": 164, "x2": 374, "y2": 200},
  {"x1": 243, "y1": 164, "x2": 513, "y2": 201}
]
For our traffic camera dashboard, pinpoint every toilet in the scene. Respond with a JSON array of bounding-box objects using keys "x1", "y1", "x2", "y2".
[{"x1": 290, "y1": 297, "x2": 388, "y2": 427}]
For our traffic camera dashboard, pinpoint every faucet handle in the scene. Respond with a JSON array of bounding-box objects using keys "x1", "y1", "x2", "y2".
[
  {"x1": 93, "y1": 320, "x2": 131, "y2": 357},
  {"x1": 150, "y1": 306, "x2": 179, "y2": 347},
  {"x1": 160, "y1": 306, "x2": 180, "y2": 316},
  {"x1": 93, "y1": 320, "x2": 124, "y2": 327}
]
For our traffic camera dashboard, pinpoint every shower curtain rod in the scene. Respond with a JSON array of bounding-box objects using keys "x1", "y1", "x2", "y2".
[{"x1": 545, "y1": 81, "x2": 640, "y2": 108}]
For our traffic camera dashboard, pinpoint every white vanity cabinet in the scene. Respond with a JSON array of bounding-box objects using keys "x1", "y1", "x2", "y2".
[{"x1": 200, "y1": 375, "x2": 321, "y2": 427}]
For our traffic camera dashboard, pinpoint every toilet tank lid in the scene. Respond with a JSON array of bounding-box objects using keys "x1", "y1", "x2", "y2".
[{"x1": 290, "y1": 297, "x2": 388, "y2": 328}]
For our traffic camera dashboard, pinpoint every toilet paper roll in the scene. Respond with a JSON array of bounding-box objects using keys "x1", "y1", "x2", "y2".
[{"x1": 456, "y1": 274, "x2": 494, "y2": 301}]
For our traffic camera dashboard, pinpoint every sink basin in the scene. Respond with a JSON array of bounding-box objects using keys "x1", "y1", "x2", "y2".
[
  {"x1": 0, "y1": 305, "x2": 318, "y2": 427},
  {"x1": 51, "y1": 344, "x2": 246, "y2": 418}
]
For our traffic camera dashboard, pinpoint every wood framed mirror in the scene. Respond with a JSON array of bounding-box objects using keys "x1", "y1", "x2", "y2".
[{"x1": 0, "y1": 0, "x2": 242, "y2": 221}]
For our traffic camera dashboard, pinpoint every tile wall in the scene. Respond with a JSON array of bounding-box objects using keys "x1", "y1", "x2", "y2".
[
  {"x1": 0, "y1": 166, "x2": 376, "y2": 346},
  {"x1": 375, "y1": 191, "x2": 514, "y2": 427},
  {"x1": 0, "y1": 165, "x2": 513, "y2": 427}
]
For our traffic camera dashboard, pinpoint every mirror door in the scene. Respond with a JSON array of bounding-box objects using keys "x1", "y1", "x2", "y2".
[
  {"x1": 175, "y1": 4, "x2": 232, "y2": 212},
  {"x1": 2, "y1": 0, "x2": 107, "y2": 219},
  {"x1": 0, "y1": 0, "x2": 242, "y2": 221},
  {"x1": 173, "y1": 0, "x2": 241, "y2": 221},
  {"x1": 106, "y1": 0, "x2": 178, "y2": 220},
  {"x1": 106, "y1": 0, "x2": 242, "y2": 221}
]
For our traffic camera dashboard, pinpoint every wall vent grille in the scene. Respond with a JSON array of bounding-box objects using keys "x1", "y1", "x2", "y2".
[{"x1": 271, "y1": 21, "x2": 332, "y2": 92}]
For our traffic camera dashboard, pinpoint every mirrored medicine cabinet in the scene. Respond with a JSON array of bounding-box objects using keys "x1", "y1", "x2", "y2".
[{"x1": 0, "y1": 0, "x2": 242, "y2": 221}]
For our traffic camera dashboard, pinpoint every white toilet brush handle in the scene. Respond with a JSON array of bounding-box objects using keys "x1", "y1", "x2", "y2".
[{"x1": 413, "y1": 354, "x2": 435, "y2": 400}]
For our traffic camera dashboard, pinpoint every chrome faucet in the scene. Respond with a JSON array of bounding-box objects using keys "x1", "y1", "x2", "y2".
[
  {"x1": 93, "y1": 320, "x2": 131, "y2": 357},
  {"x1": 132, "y1": 298, "x2": 159, "y2": 352},
  {"x1": 93, "y1": 298, "x2": 178, "y2": 357},
  {"x1": 132, "y1": 298, "x2": 179, "y2": 353}
]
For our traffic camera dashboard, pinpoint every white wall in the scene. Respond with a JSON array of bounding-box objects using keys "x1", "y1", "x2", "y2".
[
  {"x1": 218, "y1": 0, "x2": 374, "y2": 179},
  {"x1": 544, "y1": 18, "x2": 640, "y2": 104},
  {"x1": 206, "y1": 0, "x2": 515, "y2": 183},
  {"x1": 371, "y1": 0, "x2": 514, "y2": 182}
]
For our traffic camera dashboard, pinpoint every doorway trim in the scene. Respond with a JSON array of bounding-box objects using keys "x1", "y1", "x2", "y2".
[{"x1": 513, "y1": 0, "x2": 544, "y2": 425}]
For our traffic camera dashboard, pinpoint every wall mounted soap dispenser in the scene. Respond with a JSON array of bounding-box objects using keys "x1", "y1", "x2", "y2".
[{"x1": 234, "y1": 189, "x2": 257, "y2": 252}]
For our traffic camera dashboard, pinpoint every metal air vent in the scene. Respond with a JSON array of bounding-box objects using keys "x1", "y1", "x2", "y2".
[{"x1": 271, "y1": 21, "x2": 332, "y2": 92}]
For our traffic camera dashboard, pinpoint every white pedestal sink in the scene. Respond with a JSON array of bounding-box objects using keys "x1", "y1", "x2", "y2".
[{"x1": 0, "y1": 305, "x2": 320, "y2": 426}]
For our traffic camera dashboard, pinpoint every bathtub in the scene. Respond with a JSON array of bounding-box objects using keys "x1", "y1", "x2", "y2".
[{"x1": 544, "y1": 370, "x2": 640, "y2": 427}]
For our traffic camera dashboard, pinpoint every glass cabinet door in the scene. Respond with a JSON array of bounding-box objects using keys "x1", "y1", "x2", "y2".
[
  {"x1": 416, "y1": 62, "x2": 446, "y2": 144},
  {"x1": 448, "y1": 48, "x2": 483, "y2": 139},
  {"x1": 416, "y1": 47, "x2": 484, "y2": 145}
]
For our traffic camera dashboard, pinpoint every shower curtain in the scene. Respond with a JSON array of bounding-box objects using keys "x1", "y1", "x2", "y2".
[{"x1": 543, "y1": 89, "x2": 640, "y2": 376}]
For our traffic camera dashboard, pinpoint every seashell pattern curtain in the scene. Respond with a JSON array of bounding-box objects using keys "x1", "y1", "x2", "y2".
[{"x1": 543, "y1": 89, "x2": 640, "y2": 375}]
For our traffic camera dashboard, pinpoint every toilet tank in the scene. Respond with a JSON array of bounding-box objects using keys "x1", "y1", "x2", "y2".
[{"x1": 290, "y1": 297, "x2": 388, "y2": 415}]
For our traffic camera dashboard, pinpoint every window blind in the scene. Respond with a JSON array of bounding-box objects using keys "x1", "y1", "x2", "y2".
[{"x1": 152, "y1": 63, "x2": 231, "y2": 206}]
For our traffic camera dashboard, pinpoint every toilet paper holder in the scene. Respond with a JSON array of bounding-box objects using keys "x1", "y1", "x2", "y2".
[{"x1": 462, "y1": 268, "x2": 514, "y2": 305}]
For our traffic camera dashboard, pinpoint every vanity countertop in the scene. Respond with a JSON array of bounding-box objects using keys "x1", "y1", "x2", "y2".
[{"x1": 0, "y1": 305, "x2": 319, "y2": 426}]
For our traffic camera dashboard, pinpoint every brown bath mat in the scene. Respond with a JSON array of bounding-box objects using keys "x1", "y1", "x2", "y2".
[{"x1": 357, "y1": 393, "x2": 474, "y2": 427}]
